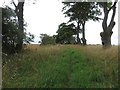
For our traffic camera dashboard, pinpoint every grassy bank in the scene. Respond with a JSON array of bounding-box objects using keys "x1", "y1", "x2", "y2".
[{"x1": 2, "y1": 45, "x2": 118, "y2": 88}]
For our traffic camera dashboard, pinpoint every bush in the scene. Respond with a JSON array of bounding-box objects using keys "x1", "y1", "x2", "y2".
[{"x1": 39, "y1": 34, "x2": 56, "y2": 45}]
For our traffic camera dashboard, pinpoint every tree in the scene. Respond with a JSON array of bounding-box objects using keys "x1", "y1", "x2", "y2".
[
  {"x1": 98, "y1": 0, "x2": 118, "y2": 47},
  {"x1": 2, "y1": 6, "x2": 22, "y2": 54},
  {"x1": 12, "y1": 0, "x2": 25, "y2": 50},
  {"x1": 2, "y1": 6, "x2": 35, "y2": 54},
  {"x1": 62, "y1": 2, "x2": 82, "y2": 44},
  {"x1": 1, "y1": 0, "x2": 36, "y2": 54},
  {"x1": 62, "y1": 2, "x2": 102, "y2": 45},
  {"x1": 10, "y1": 0, "x2": 37, "y2": 49},
  {"x1": 39, "y1": 34, "x2": 56, "y2": 45},
  {"x1": 56, "y1": 23, "x2": 76, "y2": 44}
]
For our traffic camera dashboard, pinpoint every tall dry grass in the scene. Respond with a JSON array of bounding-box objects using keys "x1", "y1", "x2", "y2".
[{"x1": 2, "y1": 44, "x2": 118, "y2": 88}]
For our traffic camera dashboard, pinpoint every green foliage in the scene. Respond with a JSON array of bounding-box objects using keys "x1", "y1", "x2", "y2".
[
  {"x1": 2, "y1": 6, "x2": 23, "y2": 54},
  {"x1": 39, "y1": 34, "x2": 56, "y2": 45},
  {"x1": 2, "y1": 6, "x2": 35, "y2": 54},
  {"x1": 56, "y1": 23, "x2": 76, "y2": 44},
  {"x1": 23, "y1": 32, "x2": 34, "y2": 44},
  {"x1": 97, "y1": 1, "x2": 113, "y2": 9},
  {"x1": 62, "y1": 2, "x2": 102, "y2": 45},
  {"x1": 63, "y1": 2, "x2": 102, "y2": 23},
  {"x1": 107, "y1": 2, "x2": 112, "y2": 9}
]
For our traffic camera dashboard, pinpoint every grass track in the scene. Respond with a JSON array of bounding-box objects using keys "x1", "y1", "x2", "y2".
[{"x1": 2, "y1": 45, "x2": 118, "y2": 88}]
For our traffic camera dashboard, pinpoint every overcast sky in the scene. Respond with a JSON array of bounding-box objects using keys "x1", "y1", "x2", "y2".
[{"x1": 1, "y1": 0, "x2": 119, "y2": 45}]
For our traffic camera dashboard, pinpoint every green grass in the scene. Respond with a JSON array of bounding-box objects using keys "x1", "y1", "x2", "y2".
[{"x1": 2, "y1": 45, "x2": 118, "y2": 88}]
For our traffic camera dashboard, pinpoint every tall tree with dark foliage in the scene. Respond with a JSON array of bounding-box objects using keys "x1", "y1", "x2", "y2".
[
  {"x1": 12, "y1": 0, "x2": 25, "y2": 50},
  {"x1": 2, "y1": 6, "x2": 22, "y2": 54},
  {"x1": 62, "y1": 2, "x2": 101, "y2": 45}
]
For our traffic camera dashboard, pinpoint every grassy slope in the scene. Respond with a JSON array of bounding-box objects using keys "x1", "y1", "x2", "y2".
[{"x1": 2, "y1": 45, "x2": 118, "y2": 88}]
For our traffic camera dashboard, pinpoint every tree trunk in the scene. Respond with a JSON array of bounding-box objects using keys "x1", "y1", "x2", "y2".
[
  {"x1": 76, "y1": 33, "x2": 81, "y2": 44},
  {"x1": 100, "y1": 1, "x2": 117, "y2": 47},
  {"x1": 100, "y1": 31, "x2": 113, "y2": 47},
  {"x1": 18, "y1": 2, "x2": 24, "y2": 50},
  {"x1": 81, "y1": 21, "x2": 86, "y2": 45},
  {"x1": 76, "y1": 21, "x2": 81, "y2": 44},
  {"x1": 14, "y1": 2, "x2": 24, "y2": 51}
]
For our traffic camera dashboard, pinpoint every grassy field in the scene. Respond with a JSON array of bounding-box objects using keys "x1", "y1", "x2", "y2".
[{"x1": 2, "y1": 45, "x2": 118, "y2": 88}]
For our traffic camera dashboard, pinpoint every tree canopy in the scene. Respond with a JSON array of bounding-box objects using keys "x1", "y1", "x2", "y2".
[
  {"x1": 2, "y1": 6, "x2": 22, "y2": 54},
  {"x1": 2, "y1": 6, "x2": 34, "y2": 54},
  {"x1": 56, "y1": 23, "x2": 76, "y2": 44},
  {"x1": 39, "y1": 34, "x2": 56, "y2": 45},
  {"x1": 62, "y1": 2, "x2": 102, "y2": 45}
]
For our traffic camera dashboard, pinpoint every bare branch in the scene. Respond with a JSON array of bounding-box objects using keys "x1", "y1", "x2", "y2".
[{"x1": 12, "y1": 0, "x2": 17, "y2": 8}]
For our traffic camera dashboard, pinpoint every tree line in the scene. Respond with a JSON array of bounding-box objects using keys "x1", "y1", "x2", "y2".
[{"x1": 40, "y1": 0, "x2": 118, "y2": 46}]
